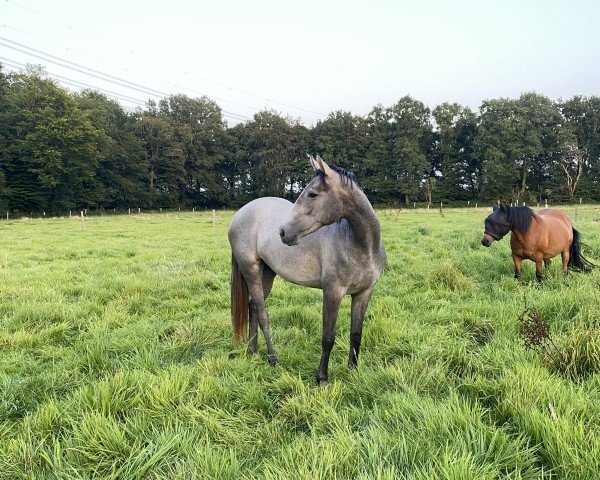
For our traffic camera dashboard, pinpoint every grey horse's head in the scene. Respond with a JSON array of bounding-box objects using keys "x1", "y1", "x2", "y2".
[
  {"x1": 481, "y1": 204, "x2": 511, "y2": 247},
  {"x1": 279, "y1": 155, "x2": 353, "y2": 246}
]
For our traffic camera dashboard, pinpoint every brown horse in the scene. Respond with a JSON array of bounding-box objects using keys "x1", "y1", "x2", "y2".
[{"x1": 481, "y1": 204, "x2": 594, "y2": 282}]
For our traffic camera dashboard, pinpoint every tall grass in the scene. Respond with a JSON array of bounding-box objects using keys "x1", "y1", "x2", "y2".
[{"x1": 0, "y1": 206, "x2": 599, "y2": 478}]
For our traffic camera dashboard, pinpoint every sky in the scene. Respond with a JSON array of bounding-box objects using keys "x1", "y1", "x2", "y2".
[{"x1": 1, "y1": 0, "x2": 599, "y2": 126}]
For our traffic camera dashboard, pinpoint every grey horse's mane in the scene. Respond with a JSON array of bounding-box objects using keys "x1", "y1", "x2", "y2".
[{"x1": 315, "y1": 164, "x2": 356, "y2": 188}]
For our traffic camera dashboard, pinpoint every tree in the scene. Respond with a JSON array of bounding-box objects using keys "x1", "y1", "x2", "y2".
[
  {"x1": 0, "y1": 64, "x2": 9, "y2": 210},
  {"x1": 387, "y1": 96, "x2": 433, "y2": 204},
  {"x1": 235, "y1": 111, "x2": 306, "y2": 200},
  {"x1": 137, "y1": 111, "x2": 186, "y2": 207},
  {"x1": 1, "y1": 67, "x2": 101, "y2": 212},
  {"x1": 312, "y1": 111, "x2": 368, "y2": 173},
  {"x1": 432, "y1": 102, "x2": 478, "y2": 202},
  {"x1": 75, "y1": 90, "x2": 147, "y2": 209},
  {"x1": 362, "y1": 105, "x2": 392, "y2": 203},
  {"x1": 556, "y1": 127, "x2": 585, "y2": 198},
  {"x1": 159, "y1": 94, "x2": 228, "y2": 206},
  {"x1": 475, "y1": 94, "x2": 561, "y2": 202},
  {"x1": 560, "y1": 96, "x2": 600, "y2": 201}
]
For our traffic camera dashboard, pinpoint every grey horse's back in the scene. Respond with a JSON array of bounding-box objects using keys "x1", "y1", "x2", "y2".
[
  {"x1": 228, "y1": 197, "x2": 292, "y2": 263},
  {"x1": 228, "y1": 197, "x2": 325, "y2": 287},
  {"x1": 228, "y1": 197, "x2": 291, "y2": 241}
]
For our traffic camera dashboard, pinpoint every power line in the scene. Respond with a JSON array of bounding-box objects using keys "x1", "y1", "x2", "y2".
[
  {"x1": 1, "y1": 56, "x2": 250, "y2": 122},
  {"x1": 4, "y1": 0, "x2": 326, "y2": 118},
  {"x1": 0, "y1": 58, "x2": 146, "y2": 110},
  {"x1": 0, "y1": 23, "x2": 265, "y2": 114},
  {"x1": 0, "y1": 38, "x2": 252, "y2": 121},
  {"x1": 0, "y1": 36, "x2": 167, "y2": 98}
]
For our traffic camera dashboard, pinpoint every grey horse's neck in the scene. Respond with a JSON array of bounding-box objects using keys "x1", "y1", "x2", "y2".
[{"x1": 344, "y1": 188, "x2": 381, "y2": 253}]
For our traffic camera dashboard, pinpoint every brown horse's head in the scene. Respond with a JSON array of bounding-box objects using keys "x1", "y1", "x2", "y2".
[
  {"x1": 279, "y1": 155, "x2": 354, "y2": 246},
  {"x1": 481, "y1": 204, "x2": 511, "y2": 247}
]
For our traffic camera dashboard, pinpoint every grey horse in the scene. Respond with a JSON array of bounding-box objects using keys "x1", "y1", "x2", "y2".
[{"x1": 228, "y1": 155, "x2": 386, "y2": 384}]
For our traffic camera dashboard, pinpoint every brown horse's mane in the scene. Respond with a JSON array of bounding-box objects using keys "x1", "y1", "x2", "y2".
[{"x1": 506, "y1": 205, "x2": 535, "y2": 232}]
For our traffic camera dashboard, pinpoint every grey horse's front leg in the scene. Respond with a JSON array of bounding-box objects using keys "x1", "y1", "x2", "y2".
[
  {"x1": 348, "y1": 288, "x2": 373, "y2": 369},
  {"x1": 316, "y1": 287, "x2": 344, "y2": 385}
]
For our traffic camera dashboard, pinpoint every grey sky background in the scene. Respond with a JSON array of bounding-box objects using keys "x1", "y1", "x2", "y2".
[{"x1": 1, "y1": 0, "x2": 598, "y2": 125}]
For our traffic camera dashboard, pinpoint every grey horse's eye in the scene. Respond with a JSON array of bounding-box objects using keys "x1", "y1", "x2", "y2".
[{"x1": 308, "y1": 192, "x2": 318, "y2": 198}]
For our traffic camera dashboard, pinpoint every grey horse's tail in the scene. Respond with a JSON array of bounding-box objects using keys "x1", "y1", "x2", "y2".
[
  {"x1": 231, "y1": 255, "x2": 249, "y2": 343},
  {"x1": 569, "y1": 228, "x2": 596, "y2": 272}
]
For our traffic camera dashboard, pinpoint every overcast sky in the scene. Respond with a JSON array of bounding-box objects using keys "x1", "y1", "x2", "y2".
[{"x1": 1, "y1": 0, "x2": 599, "y2": 125}]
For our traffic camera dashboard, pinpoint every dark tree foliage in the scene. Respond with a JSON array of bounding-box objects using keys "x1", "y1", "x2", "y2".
[
  {"x1": 75, "y1": 90, "x2": 147, "y2": 209},
  {"x1": 1, "y1": 67, "x2": 100, "y2": 212},
  {"x1": 1, "y1": 63, "x2": 600, "y2": 214}
]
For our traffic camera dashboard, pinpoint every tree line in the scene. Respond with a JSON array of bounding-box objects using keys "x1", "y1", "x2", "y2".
[{"x1": 1, "y1": 64, "x2": 599, "y2": 214}]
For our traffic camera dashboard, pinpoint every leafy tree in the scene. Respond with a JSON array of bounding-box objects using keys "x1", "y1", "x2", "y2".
[
  {"x1": 560, "y1": 96, "x2": 600, "y2": 200},
  {"x1": 432, "y1": 103, "x2": 478, "y2": 202},
  {"x1": 0, "y1": 64, "x2": 9, "y2": 210},
  {"x1": 475, "y1": 94, "x2": 561, "y2": 203},
  {"x1": 515, "y1": 93, "x2": 562, "y2": 203},
  {"x1": 1, "y1": 67, "x2": 101, "y2": 212},
  {"x1": 159, "y1": 94, "x2": 228, "y2": 206},
  {"x1": 137, "y1": 111, "x2": 186, "y2": 208},
  {"x1": 235, "y1": 111, "x2": 306, "y2": 200},
  {"x1": 75, "y1": 90, "x2": 147, "y2": 209},
  {"x1": 312, "y1": 111, "x2": 368, "y2": 173},
  {"x1": 1, "y1": 60, "x2": 599, "y2": 211},
  {"x1": 362, "y1": 105, "x2": 392, "y2": 203},
  {"x1": 387, "y1": 96, "x2": 433, "y2": 204},
  {"x1": 556, "y1": 126, "x2": 585, "y2": 198}
]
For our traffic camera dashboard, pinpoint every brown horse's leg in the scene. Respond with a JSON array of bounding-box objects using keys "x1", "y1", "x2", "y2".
[
  {"x1": 348, "y1": 288, "x2": 372, "y2": 369},
  {"x1": 512, "y1": 254, "x2": 523, "y2": 280},
  {"x1": 544, "y1": 258, "x2": 551, "y2": 268},
  {"x1": 535, "y1": 257, "x2": 544, "y2": 283},
  {"x1": 561, "y1": 249, "x2": 570, "y2": 275},
  {"x1": 317, "y1": 286, "x2": 344, "y2": 385}
]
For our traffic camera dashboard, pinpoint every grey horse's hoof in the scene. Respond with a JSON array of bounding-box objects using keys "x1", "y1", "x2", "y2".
[
  {"x1": 268, "y1": 354, "x2": 278, "y2": 366},
  {"x1": 316, "y1": 372, "x2": 329, "y2": 386}
]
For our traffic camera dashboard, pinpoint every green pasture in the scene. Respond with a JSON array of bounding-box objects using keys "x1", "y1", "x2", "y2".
[{"x1": 1, "y1": 206, "x2": 599, "y2": 479}]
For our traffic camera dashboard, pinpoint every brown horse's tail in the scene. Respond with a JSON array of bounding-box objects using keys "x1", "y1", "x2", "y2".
[
  {"x1": 231, "y1": 255, "x2": 249, "y2": 343},
  {"x1": 569, "y1": 228, "x2": 596, "y2": 272}
]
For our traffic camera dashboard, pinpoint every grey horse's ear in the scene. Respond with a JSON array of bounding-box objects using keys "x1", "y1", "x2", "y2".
[
  {"x1": 315, "y1": 154, "x2": 333, "y2": 176},
  {"x1": 308, "y1": 155, "x2": 318, "y2": 171}
]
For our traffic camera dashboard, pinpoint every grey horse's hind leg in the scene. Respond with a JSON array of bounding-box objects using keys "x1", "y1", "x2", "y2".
[
  {"x1": 248, "y1": 300, "x2": 259, "y2": 355},
  {"x1": 262, "y1": 265, "x2": 276, "y2": 299},
  {"x1": 241, "y1": 261, "x2": 278, "y2": 366},
  {"x1": 248, "y1": 265, "x2": 277, "y2": 356},
  {"x1": 348, "y1": 288, "x2": 372, "y2": 369}
]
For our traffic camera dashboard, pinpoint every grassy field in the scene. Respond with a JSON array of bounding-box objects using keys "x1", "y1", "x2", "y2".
[{"x1": 1, "y1": 205, "x2": 599, "y2": 479}]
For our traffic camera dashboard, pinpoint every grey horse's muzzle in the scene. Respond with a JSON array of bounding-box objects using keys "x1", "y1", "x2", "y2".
[{"x1": 279, "y1": 226, "x2": 299, "y2": 246}]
